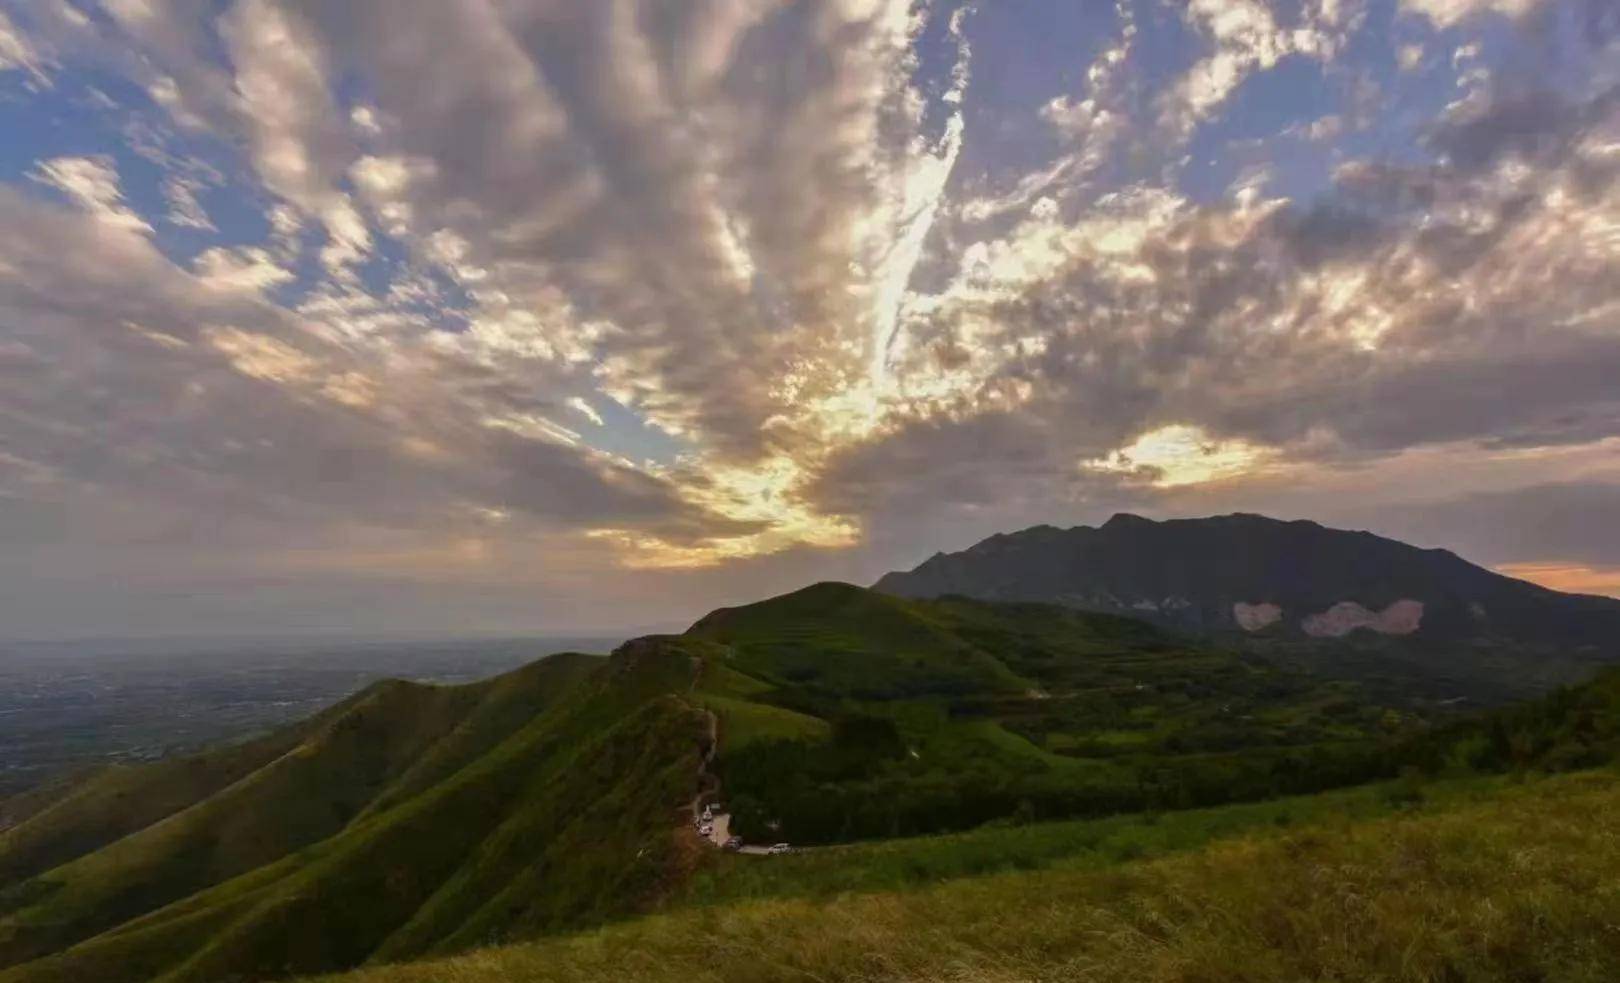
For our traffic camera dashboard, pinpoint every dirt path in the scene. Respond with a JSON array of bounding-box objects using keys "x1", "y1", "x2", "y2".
[
  {"x1": 684, "y1": 653, "x2": 775, "y2": 854},
  {"x1": 688, "y1": 705, "x2": 719, "y2": 825},
  {"x1": 706, "y1": 810, "x2": 730, "y2": 845},
  {"x1": 683, "y1": 653, "x2": 726, "y2": 834}
]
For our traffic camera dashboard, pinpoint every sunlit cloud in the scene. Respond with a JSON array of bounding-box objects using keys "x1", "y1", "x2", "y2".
[
  {"x1": 1083, "y1": 425, "x2": 1275, "y2": 489},
  {"x1": 0, "y1": 0, "x2": 1617, "y2": 634},
  {"x1": 1498, "y1": 562, "x2": 1620, "y2": 599},
  {"x1": 1401, "y1": 0, "x2": 1547, "y2": 29},
  {"x1": 29, "y1": 156, "x2": 151, "y2": 233}
]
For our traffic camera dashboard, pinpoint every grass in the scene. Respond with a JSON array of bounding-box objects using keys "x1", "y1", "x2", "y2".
[
  {"x1": 306, "y1": 768, "x2": 1620, "y2": 983},
  {"x1": 9, "y1": 584, "x2": 1620, "y2": 982},
  {"x1": 0, "y1": 645, "x2": 709, "y2": 983},
  {"x1": 677, "y1": 772, "x2": 1515, "y2": 907},
  {"x1": 695, "y1": 695, "x2": 829, "y2": 751},
  {"x1": 693, "y1": 584, "x2": 1410, "y2": 844},
  {"x1": 687, "y1": 583, "x2": 1036, "y2": 699},
  {"x1": 0, "y1": 672, "x2": 535, "y2": 968},
  {"x1": 0, "y1": 689, "x2": 365, "y2": 887}
]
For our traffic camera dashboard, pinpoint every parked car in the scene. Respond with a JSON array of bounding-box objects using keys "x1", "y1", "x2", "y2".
[
  {"x1": 723, "y1": 836, "x2": 743, "y2": 851},
  {"x1": 698, "y1": 823, "x2": 714, "y2": 836},
  {"x1": 767, "y1": 843, "x2": 792, "y2": 855}
]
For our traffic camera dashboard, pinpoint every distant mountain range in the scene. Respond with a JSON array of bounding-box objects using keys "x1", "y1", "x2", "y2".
[{"x1": 875, "y1": 513, "x2": 1620, "y2": 699}]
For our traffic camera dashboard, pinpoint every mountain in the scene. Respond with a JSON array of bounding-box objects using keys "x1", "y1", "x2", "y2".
[
  {"x1": 0, "y1": 582, "x2": 1414, "y2": 982},
  {"x1": 309, "y1": 653, "x2": 1620, "y2": 983},
  {"x1": 317, "y1": 652, "x2": 1620, "y2": 978},
  {"x1": 874, "y1": 513, "x2": 1620, "y2": 699},
  {"x1": 5, "y1": 574, "x2": 1618, "y2": 982}
]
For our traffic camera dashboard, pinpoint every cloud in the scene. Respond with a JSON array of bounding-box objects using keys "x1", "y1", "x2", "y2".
[
  {"x1": 17, "y1": 0, "x2": 974, "y2": 571},
  {"x1": 567, "y1": 396, "x2": 605, "y2": 427},
  {"x1": 1400, "y1": 0, "x2": 1546, "y2": 29},
  {"x1": 1159, "y1": 0, "x2": 1360, "y2": 141},
  {"x1": 220, "y1": 0, "x2": 374, "y2": 275},
  {"x1": 0, "y1": 7, "x2": 49, "y2": 84},
  {"x1": 28, "y1": 156, "x2": 152, "y2": 233},
  {"x1": 192, "y1": 247, "x2": 294, "y2": 292},
  {"x1": 1498, "y1": 561, "x2": 1620, "y2": 598},
  {"x1": 0, "y1": 186, "x2": 745, "y2": 558},
  {"x1": 3, "y1": 0, "x2": 1620, "y2": 634},
  {"x1": 1082, "y1": 424, "x2": 1275, "y2": 488},
  {"x1": 161, "y1": 174, "x2": 216, "y2": 230},
  {"x1": 803, "y1": 66, "x2": 1620, "y2": 538}
]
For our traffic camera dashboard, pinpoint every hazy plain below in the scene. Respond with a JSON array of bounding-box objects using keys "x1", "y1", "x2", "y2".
[{"x1": 0, "y1": 635, "x2": 618, "y2": 798}]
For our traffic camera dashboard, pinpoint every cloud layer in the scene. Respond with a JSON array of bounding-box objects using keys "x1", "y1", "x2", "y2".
[{"x1": 0, "y1": 0, "x2": 1617, "y2": 636}]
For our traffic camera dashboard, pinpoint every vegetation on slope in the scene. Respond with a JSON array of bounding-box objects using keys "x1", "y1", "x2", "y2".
[
  {"x1": 309, "y1": 769, "x2": 1620, "y2": 983},
  {"x1": 9, "y1": 581, "x2": 1620, "y2": 983},
  {"x1": 1414, "y1": 665, "x2": 1620, "y2": 774},
  {"x1": 678, "y1": 773, "x2": 1518, "y2": 908},
  {"x1": 0, "y1": 686, "x2": 379, "y2": 888},
  {"x1": 690, "y1": 583, "x2": 1412, "y2": 843},
  {"x1": 875, "y1": 512, "x2": 1620, "y2": 702},
  {"x1": 0, "y1": 644, "x2": 711, "y2": 983}
]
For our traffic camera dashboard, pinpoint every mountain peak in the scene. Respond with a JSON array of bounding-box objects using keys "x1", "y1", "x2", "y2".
[
  {"x1": 875, "y1": 513, "x2": 1620, "y2": 656},
  {"x1": 1102, "y1": 512, "x2": 1155, "y2": 528}
]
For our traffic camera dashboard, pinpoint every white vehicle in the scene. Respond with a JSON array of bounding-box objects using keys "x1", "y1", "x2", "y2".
[
  {"x1": 698, "y1": 823, "x2": 714, "y2": 837},
  {"x1": 767, "y1": 843, "x2": 792, "y2": 855}
]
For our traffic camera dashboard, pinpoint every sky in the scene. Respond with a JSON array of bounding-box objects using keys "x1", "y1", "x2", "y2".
[{"x1": 0, "y1": 0, "x2": 1617, "y2": 639}]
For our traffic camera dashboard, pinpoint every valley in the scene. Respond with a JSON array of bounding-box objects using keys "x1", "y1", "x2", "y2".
[{"x1": 0, "y1": 638, "x2": 611, "y2": 801}]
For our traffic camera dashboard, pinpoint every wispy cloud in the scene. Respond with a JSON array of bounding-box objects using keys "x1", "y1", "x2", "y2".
[{"x1": 0, "y1": 0, "x2": 1617, "y2": 635}]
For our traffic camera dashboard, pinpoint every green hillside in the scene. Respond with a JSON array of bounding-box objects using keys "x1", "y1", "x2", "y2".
[
  {"x1": 6, "y1": 582, "x2": 1618, "y2": 982},
  {"x1": 0, "y1": 645, "x2": 709, "y2": 983},
  {"x1": 309, "y1": 768, "x2": 1620, "y2": 983},
  {"x1": 1413, "y1": 665, "x2": 1620, "y2": 774},
  {"x1": 691, "y1": 583, "x2": 1410, "y2": 843},
  {"x1": 688, "y1": 582, "x2": 1041, "y2": 698}
]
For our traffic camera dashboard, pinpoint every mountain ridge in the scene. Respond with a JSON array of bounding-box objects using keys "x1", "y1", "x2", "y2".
[
  {"x1": 8, "y1": 519, "x2": 1620, "y2": 981},
  {"x1": 873, "y1": 513, "x2": 1620, "y2": 701},
  {"x1": 874, "y1": 511, "x2": 1620, "y2": 640}
]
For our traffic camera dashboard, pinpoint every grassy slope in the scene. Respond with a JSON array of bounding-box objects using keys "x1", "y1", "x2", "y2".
[
  {"x1": 0, "y1": 689, "x2": 370, "y2": 887},
  {"x1": 694, "y1": 694, "x2": 828, "y2": 751},
  {"x1": 689, "y1": 584, "x2": 1402, "y2": 843},
  {"x1": 11, "y1": 586, "x2": 1617, "y2": 982},
  {"x1": 0, "y1": 645, "x2": 711, "y2": 983},
  {"x1": 0, "y1": 678, "x2": 497, "y2": 967},
  {"x1": 688, "y1": 582, "x2": 1376, "y2": 747},
  {"x1": 308, "y1": 768, "x2": 1620, "y2": 983},
  {"x1": 675, "y1": 775, "x2": 1500, "y2": 907},
  {"x1": 687, "y1": 582, "x2": 1037, "y2": 698}
]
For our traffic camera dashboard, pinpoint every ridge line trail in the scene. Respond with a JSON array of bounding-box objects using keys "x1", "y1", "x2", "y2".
[
  {"x1": 685, "y1": 655, "x2": 721, "y2": 836},
  {"x1": 681, "y1": 651, "x2": 774, "y2": 854}
]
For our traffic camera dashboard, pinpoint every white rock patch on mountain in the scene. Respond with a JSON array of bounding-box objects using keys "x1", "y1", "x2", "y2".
[
  {"x1": 1233, "y1": 602, "x2": 1283, "y2": 631},
  {"x1": 1301, "y1": 599, "x2": 1424, "y2": 638}
]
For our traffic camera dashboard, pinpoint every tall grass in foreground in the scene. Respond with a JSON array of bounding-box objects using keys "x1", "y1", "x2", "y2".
[
  {"x1": 313, "y1": 769, "x2": 1620, "y2": 983},
  {"x1": 678, "y1": 774, "x2": 1515, "y2": 908}
]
